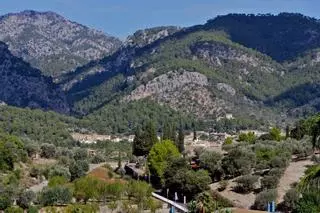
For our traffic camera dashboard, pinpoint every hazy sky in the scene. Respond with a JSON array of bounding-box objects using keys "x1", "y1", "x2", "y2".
[{"x1": 0, "y1": 0, "x2": 318, "y2": 39}]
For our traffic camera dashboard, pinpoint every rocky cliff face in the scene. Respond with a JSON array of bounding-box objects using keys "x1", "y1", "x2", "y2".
[
  {"x1": 124, "y1": 70, "x2": 227, "y2": 118},
  {"x1": 125, "y1": 26, "x2": 180, "y2": 48},
  {"x1": 0, "y1": 42, "x2": 69, "y2": 113},
  {"x1": 0, "y1": 10, "x2": 122, "y2": 78}
]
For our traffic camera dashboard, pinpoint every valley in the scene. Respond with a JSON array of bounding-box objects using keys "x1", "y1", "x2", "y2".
[{"x1": 0, "y1": 9, "x2": 319, "y2": 213}]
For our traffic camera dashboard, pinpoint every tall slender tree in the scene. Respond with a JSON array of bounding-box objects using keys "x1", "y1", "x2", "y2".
[{"x1": 177, "y1": 126, "x2": 185, "y2": 153}]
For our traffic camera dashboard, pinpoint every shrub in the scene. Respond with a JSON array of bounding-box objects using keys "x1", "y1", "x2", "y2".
[
  {"x1": 69, "y1": 160, "x2": 89, "y2": 181},
  {"x1": 39, "y1": 186, "x2": 72, "y2": 206},
  {"x1": 294, "y1": 190, "x2": 320, "y2": 213},
  {"x1": 40, "y1": 143, "x2": 56, "y2": 159},
  {"x1": 268, "y1": 168, "x2": 285, "y2": 178},
  {"x1": 27, "y1": 206, "x2": 39, "y2": 213},
  {"x1": 4, "y1": 207, "x2": 23, "y2": 213},
  {"x1": 261, "y1": 175, "x2": 279, "y2": 190},
  {"x1": 218, "y1": 180, "x2": 228, "y2": 191},
  {"x1": 17, "y1": 191, "x2": 36, "y2": 209},
  {"x1": 48, "y1": 165, "x2": 71, "y2": 181},
  {"x1": 29, "y1": 167, "x2": 41, "y2": 178},
  {"x1": 235, "y1": 175, "x2": 259, "y2": 193},
  {"x1": 253, "y1": 189, "x2": 277, "y2": 210},
  {"x1": 270, "y1": 156, "x2": 288, "y2": 169},
  {"x1": 224, "y1": 137, "x2": 233, "y2": 145},
  {"x1": 90, "y1": 154, "x2": 105, "y2": 164},
  {"x1": 282, "y1": 188, "x2": 300, "y2": 212},
  {"x1": 0, "y1": 195, "x2": 12, "y2": 210},
  {"x1": 73, "y1": 148, "x2": 88, "y2": 161},
  {"x1": 48, "y1": 176, "x2": 68, "y2": 188}
]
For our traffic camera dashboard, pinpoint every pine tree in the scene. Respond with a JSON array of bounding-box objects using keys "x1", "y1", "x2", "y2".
[
  {"x1": 132, "y1": 126, "x2": 144, "y2": 156},
  {"x1": 163, "y1": 121, "x2": 171, "y2": 140},
  {"x1": 177, "y1": 126, "x2": 185, "y2": 153}
]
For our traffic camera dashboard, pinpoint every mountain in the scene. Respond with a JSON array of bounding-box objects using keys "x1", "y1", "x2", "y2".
[
  {"x1": 60, "y1": 13, "x2": 320, "y2": 131},
  {"x1": 0, "y1": 42, "x2": 69, "y2": 114},
  {"x1": 3, "y1": 12, "x2": 320, "y2": 134},
  {"x1": 205, "y1": 13, "x2": 320, "y2": 62},
  {"x1": 0, "y1": 10, "x2": 122, "y2": 78}
]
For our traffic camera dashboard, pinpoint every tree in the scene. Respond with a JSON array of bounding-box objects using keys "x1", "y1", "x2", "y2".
[
  {"x1": 163, "y1": 121, "x2": 175, "y2": 141},
  {"x1": 148, "y1": 140, "x2": 180, "y2": 184},
  {"x1": 73, "y1": 148, "x2": 88, "y2": 161},
  {"x1": 39, "y1": 186, "x2": 72, "y2": 206},
  {"x1": 126, "y1": 181, "x2": 153, "y2": 211},
  {"x1": 193, "y1": 124, "x2": 197, "y2": 141},
  {"x1": 40, "y1": 143, "x2": 56, "y2": 159},
  {"x1": 48, "y1": 165, "x2": 71, "y2": 181},
  {"x1": 270, "y1": 127, "x2": 282, "y2": 141},
  {"x1": 69, "y1": 160, "x2": 89, "y2": 181},
  {"x1": 222, "y1": 148, "x2": 256, "y2": 177},
  {"x1": 190, "y1": 192, "x2": 215, "y2": 213},
  {"x1": 177, "y1": 126, "x2": 185, "y2": 153},
  {"x1": 74, "y1": 176, "x2": 99, "y2": 203},
  {"x1": 199, "y1": 151, "x2": 223, "y2": 181},
  {"x1": 133, "y1": 122, "x2": 158, "y2": 156},
  {"x1": 235, "y1": 175, "x2": 259, "y2": 193},
  {"x1": 253, "y1": 189, "x2": 277, "y2": 210},
  {"x1": 311, "y1": 120, "x2": 320, "y2": 150},
  {"x1": 165, "y1": 167, "x2": 211, "y2": 199}
]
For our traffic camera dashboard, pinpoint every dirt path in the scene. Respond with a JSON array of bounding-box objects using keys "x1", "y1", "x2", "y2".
[{"x1": 277, "y1": 159, "x2": 314, "y2": 203}]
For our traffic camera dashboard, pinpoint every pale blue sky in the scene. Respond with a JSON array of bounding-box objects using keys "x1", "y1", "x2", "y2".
[{"x1": 0, "y1": 0, "x2": 318, "y2": 39}]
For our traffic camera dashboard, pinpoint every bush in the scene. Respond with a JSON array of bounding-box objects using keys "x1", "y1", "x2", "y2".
[
  {"x1": 40, "y1": 143, "x2": 56, "y2": 159},
  {"x1": 27, "y1": 206, "x2": 39, "y2": 213},
  {"x1": 270, "y1": 156, "x2": 288, "y2": 169},
  {"x1": 282, "y1": 188, "x2": 300, "y2": 212},
  {"x1": 294, "y1": 190, "x2": 320, "y2": 213},
  {"x1": 69, "y1": 160, "x2": 89, "y2": 181},
  {"x1": 48, "y1": 165, "x2": 71, "y2": 181},
  {"x1": 224, "y1": 137, "x2": 233, "y2": 145},
  {"x1": 268, "y1": 168, "x2": 285, "y2": 178},
  {"x1": 218, "y1": 180, "x2": 228, "y2": 191},
  {"x1": 261, "y1": 175, "x2": 279, "y2": 190},
  {"x1": 29, "y1": 167, "x2": 41, "y2": 178},
  {"x1": 0, "y1": 195, "x2": 12, "y2": 210},
  {"x1": 253, "y1": 189, "x2": 277, "y2": 210},
  {"x1": 4, "y1": 207, "x2": 24, "y2": 213},
  {"x1": 73, "y1": 148, "x2": 88, "y2": 161},
  {"x1": 17, "y1": 191, "x2": 36, "y2": 209},
  {"x1": 90, "y1": 154, "x2": 105, "y2": 164},
  {"x1": 235, "y1": 175, "x2": 259, "y2": 193},
  {"x1": 222, "y1": 148, "x2": 256, "y2": 177},
  {"x1": 39, "y1": 186, "x2": 72, "y2": 206},
  {"x1": 48, "y1": 176, "x2": 68, "y2": 188}
]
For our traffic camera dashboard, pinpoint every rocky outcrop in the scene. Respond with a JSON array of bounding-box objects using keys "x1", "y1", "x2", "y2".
[
  {"x1": 0, "y1": 42, "x2": 69, "y2": 113},
  {"x1": 0, "y1": 10, "x2": 122, "y2": 77},
  {"x1": 124, "y1": 71, "x2": 228, "y2": 117},
  {"x1": 125, "y1": 26, "x2": 180, "y2": 48}
]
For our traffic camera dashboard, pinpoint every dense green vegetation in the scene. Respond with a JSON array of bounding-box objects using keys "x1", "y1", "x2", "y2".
[
  {"x1": 81, "y1": 100, "x2": 196, "y2": 134},
  {"x1": 0, "y1": 106, "x2": 76, "y2": 146},
  {"x1": 206, "y1": 13, "x2": 320, "y2": 62}
]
